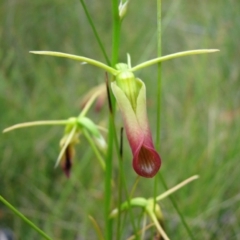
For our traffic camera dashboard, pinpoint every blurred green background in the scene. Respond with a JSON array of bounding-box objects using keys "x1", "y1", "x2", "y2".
[{"x1": 0, "y1": 0, "x2": 239, "y2": 239}]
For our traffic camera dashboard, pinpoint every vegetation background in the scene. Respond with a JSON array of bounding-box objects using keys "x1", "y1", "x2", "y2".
[{"x1": 0, "y1": 0, "x2": 239, "y2": 239}]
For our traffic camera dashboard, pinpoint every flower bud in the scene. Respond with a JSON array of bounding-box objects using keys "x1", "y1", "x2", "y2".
[{"x1": 119, "y1": 0, "x2": 129, "y2": 20}]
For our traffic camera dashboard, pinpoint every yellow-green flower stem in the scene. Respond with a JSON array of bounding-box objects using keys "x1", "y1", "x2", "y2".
[
  {"x1": 88, "y1": 215, "x2": 105, "y2": 240},
  {"x1": 130, "y1": 176, "x2": 140, "y2": 197},
  {"x1": 0, "y1": 195, "x2": 52, "y2": 240},
  {"x1": 82, "y1": 128, "x2": 106, "y2": 170},
  {"x1": 79, "y1": 87, "x2": 105, "y2": 118}
]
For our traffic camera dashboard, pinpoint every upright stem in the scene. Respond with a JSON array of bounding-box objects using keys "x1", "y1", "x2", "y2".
[
  {"x1": 154, "y1": 0, "x2": 162, "y2": 219},
  {"x1": 104, "y1": 1, "x2": 121, "y2": 240},
  {"x1": 104, "y1": 76, "x2": 115, "y2": 240},
  {"x1": 154, "y1": 2, "x2": 195, "y2": 239},
  {"x1": 79, "y1": 0, "x2": 111, "y2": 65},
  {"x1": 104, "y1": 112, "x2": 114, "y2": 240},
  {"x1": 116, "y1": 128, "x2": 123, "y2": 240},
  {"x1": 156, "y1": 0, "x2": 162, "y2": 147},
  {"x1": 111, "y1": 0, "x2": 121, "y2": 66}
]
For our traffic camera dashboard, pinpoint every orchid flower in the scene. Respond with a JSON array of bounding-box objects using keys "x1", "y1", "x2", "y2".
[
  {"x1": 29, "y1": 49, "x2": 219, "y2": 177},
  {"x1": 112, "y1": 63, "x2": 161, "y2": 177},
  {"x1": 3, "y1": 90, "x2": 107, "y2": 177}
]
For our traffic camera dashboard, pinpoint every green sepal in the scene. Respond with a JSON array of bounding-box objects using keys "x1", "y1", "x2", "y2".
[{"x1": 77, "y1": 117, "x2": 101, "y2": 138}]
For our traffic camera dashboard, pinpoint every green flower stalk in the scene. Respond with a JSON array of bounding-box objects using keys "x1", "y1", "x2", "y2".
[
  {"x1": 80, "y1": 83, "x2": 107, "y2": 112},
  {"x1": 30, "y1": 49, "x2": 219, "y2": 177}
]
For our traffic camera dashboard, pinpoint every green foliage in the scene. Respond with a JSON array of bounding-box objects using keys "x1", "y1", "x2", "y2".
[{"x1": 0, "y1": 0, "x2": 239, "y2": 239}]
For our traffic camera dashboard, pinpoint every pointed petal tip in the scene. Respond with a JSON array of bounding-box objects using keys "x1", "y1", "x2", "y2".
[
  {"x1": 30, "y1": 51, "x2": 46, "y2": 55},
  {"x1": 209, "y1": 49, "x2": 220, "y2": 52}
]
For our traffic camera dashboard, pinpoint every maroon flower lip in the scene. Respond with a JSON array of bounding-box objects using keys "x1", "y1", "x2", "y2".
[
  {"x1": 61, "y1": 145, "x2": 73, "y2": 178},
  {"x1": 133, "y1": 141, "x2": 161, "y2": 178},
  {"x1": 111, "y1": 78, "x2": 161, "y2": 178}
]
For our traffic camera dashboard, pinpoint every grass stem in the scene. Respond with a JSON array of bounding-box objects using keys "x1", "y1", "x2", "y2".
[
  {"x1": 0, "y1": 196, "x2": 52, "y2": 240},
  {"x1": 79, "y1": 0, "x2": 111, "y2": 65}
]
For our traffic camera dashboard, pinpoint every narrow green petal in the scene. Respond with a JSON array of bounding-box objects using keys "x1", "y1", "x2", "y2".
[
  {"x1": 131, "y1": 49, "x2": 220, "y2": 72},
  {"x1": 30, "y1": 51, "x2": 118, "y2": 75},
  {"x1": 55, "y1": 126, "x2": 77, "y2": 168},
  {"x1": 3, "y1": 120, "x2": 68, "y2": 133}
]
